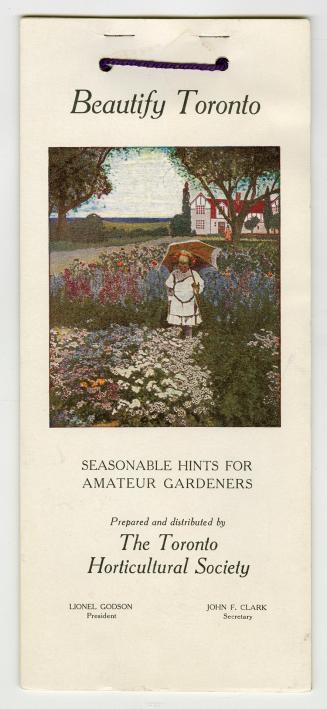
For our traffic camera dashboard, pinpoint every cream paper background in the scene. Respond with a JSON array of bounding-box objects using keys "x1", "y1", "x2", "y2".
[{"x1": 20, "y1": 18, "x2": 310, "y2": 691}]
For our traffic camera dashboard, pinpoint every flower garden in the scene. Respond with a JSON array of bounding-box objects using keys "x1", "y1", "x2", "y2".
[{"x1": 49, "y1": 240, "x2": 280, "y2": 427}]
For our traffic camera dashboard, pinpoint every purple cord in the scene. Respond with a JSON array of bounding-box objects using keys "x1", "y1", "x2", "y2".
[{"x1": 99, "y1": 57, "x2": 229, "y2": 72}]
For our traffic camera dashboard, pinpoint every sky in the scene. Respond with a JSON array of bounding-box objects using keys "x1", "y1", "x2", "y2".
[
  {"x1": 69, "y1": 147, "x2": 202, "y2": 219},
  {"x1": 63, "y1": 147, "x2": 278, "y2": 220}
]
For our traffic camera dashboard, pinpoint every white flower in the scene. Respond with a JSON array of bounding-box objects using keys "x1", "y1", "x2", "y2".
[
  {"x1": 166, "y1": 387, "x2": 182, "y2": 398},
  {"x1": 161, "y1": 378, "x2": 171, "y2": 386},
  {"x1": 115, "y1": 367, "x2": 127, "y2": 377},
  {"x1": 130, "y1": 399, "x2": 141, "y2": 409},
  {"x1": 131, "y1": 385, "x2": 141, "y2": 394}
]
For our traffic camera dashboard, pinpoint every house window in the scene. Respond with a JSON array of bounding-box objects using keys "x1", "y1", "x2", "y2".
[
  {"x1": 196, "y1": 205, "x2": 205, "y2": 214},
  {"x1": 196, "y1": 220, "x2": 205, "y2": 229}
]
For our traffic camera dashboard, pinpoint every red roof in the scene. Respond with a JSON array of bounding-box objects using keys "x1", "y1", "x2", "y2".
[{"x1": 209, "y1": 197, "x2": 265, "y2": 219}]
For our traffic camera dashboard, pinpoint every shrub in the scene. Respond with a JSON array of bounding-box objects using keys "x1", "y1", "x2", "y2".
[{"x1": 171, "y1": 214, "x2": 190, "y2": 236}]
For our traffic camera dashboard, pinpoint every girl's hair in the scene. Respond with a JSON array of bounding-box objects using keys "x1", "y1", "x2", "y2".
[{"x1": 176, "y1": 249, "x2": 196, "y2": 266}]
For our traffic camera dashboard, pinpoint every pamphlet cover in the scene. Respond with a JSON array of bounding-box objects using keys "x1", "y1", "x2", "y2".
[{"x1": 20, "y1": 17, "x2": 311, "y2": 691}]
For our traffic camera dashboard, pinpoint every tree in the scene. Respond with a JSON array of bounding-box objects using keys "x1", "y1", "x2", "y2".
[
  {"x1": 244, "y1": 215, "x2": 260, "y2": 234},
  {"x1": 171, "y1": 147, "x2": 280, "y2": 242},
  {"x1": 49, "y1": 148, "x2": 112, "y2": 238},
  {"x1": 263, "y1": 186, "x2": 273, "y2": 236},
  {"x1": 270, "y1": 212, "x2": 280, "y2": 234},
  {"x1": 70, "y1": 213, "x2": 107, "y2": 242},
  {"x1": 182, "y1": 181, "x2": 191, "y2": 233},
  {"x1": 171, "y1": 213, "x2": 189, "y2": 236},
  {"x1": 170, "y1": 181, "x2": 192, "y2": 236}
]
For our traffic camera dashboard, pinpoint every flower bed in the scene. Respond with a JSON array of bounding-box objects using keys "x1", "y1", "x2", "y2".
[
  {"x1": 50, "y1": 325, "x2": 214, "y2": 427},
  {"x1": 49, "y1": 240, "x2": 280, "y2": 427},
  {"x1": 50, "y1": 242, "x2": 278, "y2": 328}
]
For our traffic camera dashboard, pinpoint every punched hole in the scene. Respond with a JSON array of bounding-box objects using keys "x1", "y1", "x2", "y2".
[
  {"x1": 99, "y1": 58, "x2": 112, "y2": 72},
  {"x1": 215, "y1": 57, "x2": 229, "y2": 70}
]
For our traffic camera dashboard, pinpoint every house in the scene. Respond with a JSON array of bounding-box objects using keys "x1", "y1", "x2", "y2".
[{"x1": 190, "y1": 192, "x2": 279, "y2": 236}]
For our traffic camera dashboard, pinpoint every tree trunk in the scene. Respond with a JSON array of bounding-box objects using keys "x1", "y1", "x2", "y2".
[
  {"x1": 231, "y1": 218, "x2": 242, "y2": 243},
  {"x1": 56, "y1": 206, "x2": 67, "y2": 240}
]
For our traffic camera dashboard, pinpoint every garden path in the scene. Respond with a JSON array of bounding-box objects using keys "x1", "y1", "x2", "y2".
[{"x1": 50, "y1": 236, "x2": 188, "y2": 275}]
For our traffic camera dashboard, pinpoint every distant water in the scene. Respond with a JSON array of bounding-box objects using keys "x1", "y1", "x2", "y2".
[{"x1": 50, "y1": 216, "x2": 172, "y2": 223}]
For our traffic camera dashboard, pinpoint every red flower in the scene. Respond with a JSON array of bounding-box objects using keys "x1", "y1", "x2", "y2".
[
  {"x1": 117, "y1": 261, "x2": 124, "y2": 267},
  {"x1": 151, "y1": 260, "x2": 158, "y2": 267}
]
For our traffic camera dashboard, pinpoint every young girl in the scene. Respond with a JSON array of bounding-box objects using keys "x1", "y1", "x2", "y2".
[{"x1": 165, "y1": 251, "x2": 204, "y2": 338}]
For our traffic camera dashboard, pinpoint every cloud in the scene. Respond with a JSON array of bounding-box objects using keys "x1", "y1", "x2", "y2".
[{"x1": 67, "y1": 148, "x2": 195, "y2": 219}]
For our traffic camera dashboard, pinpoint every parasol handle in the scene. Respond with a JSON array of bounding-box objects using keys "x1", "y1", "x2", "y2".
[{"x1": 190, "y1": 269, "x2": 202, "y2": 317}]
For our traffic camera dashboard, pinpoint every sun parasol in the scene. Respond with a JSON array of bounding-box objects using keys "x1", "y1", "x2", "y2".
[
  {"x1": 161, "y1": 240, "x2": 219, "y2": 272},
  {"x1": 161, "y1": 240, "x2": 219, "y2": 320}
]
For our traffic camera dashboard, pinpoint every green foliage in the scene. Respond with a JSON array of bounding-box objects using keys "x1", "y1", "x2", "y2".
[
  {"x1": 170, "y1": 146, "x2": 280, "y2": 242},
  {"x1": 50, "y1": 238, "x2": 280, "y2": 427},
  {"x1": 270, "y1": 212, "x2": 280, "y2": 231},
  {"x1": 182, "y1": 181, "x2": 192, "y2": 233},
  {"x1": 263, "y1": 186, "x2": 273, "y2": 233},
  {"x1": 70, "y1": 213, "x2": 107, "y2": 241},
  {"x1": 103, "y1": 220, "x2": 169, "y2": 234},
  {"x1": 170, "y1": 213, "x2": 191, "y2": 236},
  {"x1": 49, "y1": 148, "x2": 112, "y2": 237},
  {"x1": 49, "y1": 219, "x2": 170, "y2": 246},
  {"x1": 170, "y1": 180, "x2": 192, "y2": 236},
  {"x1": 244, "y1": 215, "x2": 260, "y2": 233},
  {"x1": 50, "y1": 295, "x2": 168, "y2": 330},
  {"x1": 172, "y1": 146, "x2": 280, "y2": 192},
  {"x1": 194, "y1": 317, "x2": 280, "y2": 427}
]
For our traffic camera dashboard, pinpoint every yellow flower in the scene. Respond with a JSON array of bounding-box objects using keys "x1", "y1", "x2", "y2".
[
  {"x1": 91, "y1": 378, "x2": 107, "y2": 387},
  {"x1": 96, "y1": 378, "x2": 107, "y2": 385},
  {"x1": 80, "y1": 381, "x2": 88, "y2": 388}
]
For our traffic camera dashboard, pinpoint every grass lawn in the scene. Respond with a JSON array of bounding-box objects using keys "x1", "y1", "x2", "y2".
[
  {"x1": 50, "y1": 232, "x2": 169, "y2": 252},
  {"x1": 201, "y1": 236, "x2": 279, "y2": 246},
  {"x1": 103, "y1": 220, "x2": 169, "y2": 232},
  {"x1": 50, "y1": 218, "x2": 171, "y2": 252},
  {"x1": 50, "y1": 232, "x2": 279, "y2": 253}
]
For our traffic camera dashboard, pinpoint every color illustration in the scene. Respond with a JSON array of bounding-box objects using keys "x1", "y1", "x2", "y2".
[{"x1": 49, "y1": 146, "x2": 280, "y2": 427}]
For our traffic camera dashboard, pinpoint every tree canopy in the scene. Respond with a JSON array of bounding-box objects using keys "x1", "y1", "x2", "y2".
[
  {"x1": 49, "y1": 148, "x2": 112, "y2": 237},
  {"x1": 172, "y1": 147, "x2": 280, "y2": 241}
]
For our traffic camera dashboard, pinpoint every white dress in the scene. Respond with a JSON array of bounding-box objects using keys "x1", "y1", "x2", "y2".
[{"x1": 166, "y1": 269, "x2": 204, "y2": 326}]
